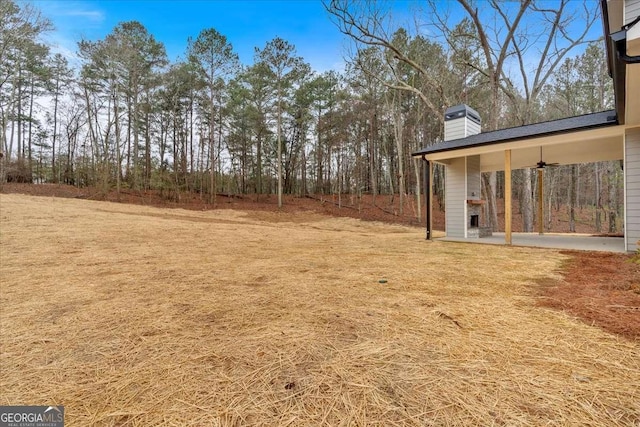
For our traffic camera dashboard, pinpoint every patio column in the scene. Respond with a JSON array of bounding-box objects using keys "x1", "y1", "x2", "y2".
[{"x1": 505, "y1": 150, "x2": 512, "y2": 245}]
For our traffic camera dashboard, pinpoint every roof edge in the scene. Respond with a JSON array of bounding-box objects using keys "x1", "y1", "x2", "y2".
[{"x1": 412, "y1": 110, "x2": 618, "y2": 157}]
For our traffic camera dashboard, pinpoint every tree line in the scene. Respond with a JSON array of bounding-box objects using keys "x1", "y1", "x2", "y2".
[{"x1": 0, "y1": 0, "x2": 623, "y2": 232}]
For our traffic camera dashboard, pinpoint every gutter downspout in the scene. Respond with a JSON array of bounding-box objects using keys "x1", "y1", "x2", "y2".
[
  {"x1": 611, "y1": 27, "x2": 640, "y2": 64},
  {"x1": 422, "y1": 155, "x2": 432, "y2": 241}
]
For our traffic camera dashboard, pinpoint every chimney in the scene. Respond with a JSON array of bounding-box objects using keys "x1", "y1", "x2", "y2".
[{"x1": 444, "y1": 104, "x2": 481, "y2": 141}]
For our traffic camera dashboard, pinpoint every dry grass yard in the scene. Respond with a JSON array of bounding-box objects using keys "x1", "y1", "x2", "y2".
[{"x1": 1, "y1": 194, "x2": 639, "y2": 426}]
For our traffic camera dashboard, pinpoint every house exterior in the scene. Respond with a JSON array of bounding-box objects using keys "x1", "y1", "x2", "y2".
[
  {"x1": 413, "y1": 0, "x2": 640, "y2": 251},
  {"x1": 413, "y1": 0, "x2": 640, "y2": 252}
]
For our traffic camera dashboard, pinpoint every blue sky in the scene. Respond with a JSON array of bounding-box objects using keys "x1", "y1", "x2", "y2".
[
  {"x1": 27, "y1": 0, "x2": 604, "y2": 75},
  {"x1": 28, "y1": 0, "x2": 350, "y2": 71}
]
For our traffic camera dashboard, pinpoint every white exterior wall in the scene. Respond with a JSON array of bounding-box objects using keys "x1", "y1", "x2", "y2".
[
  {"x1": 625, "y1": 0, "x2": 640, "y2": 25},
  {"x1": 446, "y1": 157, "x2": 466, "y2": 238},
  {"x1": 444, "y1": 118, "x2": 481, "y2": 141},
  {"x1": 466, "y1": 120, "x2": 481, "y2": 138},
  {"x1": 625, "y1": 129, "x2": 640, "y2": 252},
  {"x1": 466, "y1": 155, "x2": 481, "y2": 199},
  {"x1": 444, "y1": 119, "x2": 467, "y2": 141}
]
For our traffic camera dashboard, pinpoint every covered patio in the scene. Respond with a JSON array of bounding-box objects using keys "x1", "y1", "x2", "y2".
[{"x1": 414, "y1": 108, "x2": 635, "y2": 252}]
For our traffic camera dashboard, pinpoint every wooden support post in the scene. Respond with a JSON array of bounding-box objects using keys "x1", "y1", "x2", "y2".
[
  {"x1": 537, "y1": 168, "x2": 544, "y2": 235},
  {"x1": 505, "y1": 150, "x2": 512, "y2": 245}
]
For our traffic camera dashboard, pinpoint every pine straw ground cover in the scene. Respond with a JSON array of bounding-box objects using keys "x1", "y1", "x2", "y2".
[{"x1": 0, "y1": 194, "x2": 638, "y2": 426}]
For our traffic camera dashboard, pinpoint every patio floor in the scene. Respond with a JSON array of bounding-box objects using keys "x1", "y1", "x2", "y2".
[{"x1": 438, "y1": 232, "x2": 627, "y2": 253}]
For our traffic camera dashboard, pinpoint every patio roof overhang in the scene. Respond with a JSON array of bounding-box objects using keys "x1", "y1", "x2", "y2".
[{"x1": 412, "y1": 111, "x2": 625, "y2": 172}]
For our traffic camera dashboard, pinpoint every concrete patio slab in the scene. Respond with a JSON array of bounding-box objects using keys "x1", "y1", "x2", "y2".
[{"x1": 438, "y1": 232, "x2": 627, "y2": 253}]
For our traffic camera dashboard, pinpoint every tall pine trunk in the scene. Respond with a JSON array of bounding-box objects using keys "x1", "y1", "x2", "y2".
[
  {"x1": 522, "y1": 170, "x2": 534, "y2": 232},
  {"x1": 209, "y1": 91, "x2": 215, "y2": 205},
  {"x1": 393, "y1": 98, "x2": 405, "y2": 216},
  {"x1": 569, "y1": 165, "x2": 577, "y2": 232},
  {"x1": 52, "y1": 77, "x2": 60, "y2": 182},
  {"x1": 608, "y1": 161, "x2": 618, "y2": 233}
]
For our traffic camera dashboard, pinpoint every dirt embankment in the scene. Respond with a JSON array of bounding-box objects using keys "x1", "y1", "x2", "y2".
[
  {"x1": 0, "y1": 182, "x2": 615, "y2": 234},
  {"x1": 1, "y1": 183, "x2": 434, "y2": 228}
]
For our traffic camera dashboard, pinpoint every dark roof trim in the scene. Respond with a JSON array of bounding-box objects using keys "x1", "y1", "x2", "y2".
[
  {"x1": 605, "y1": 4, "x2": 640, "y2": 124},
  {"x1": 602, "y1": 0, "x2": 614, "y2": 78},
  {"x1": 412, "y1": 110, "x2": 618, "y2": 157},
  {"x1": 609, "y1": 30, "x2": 627, "y2": 123}
]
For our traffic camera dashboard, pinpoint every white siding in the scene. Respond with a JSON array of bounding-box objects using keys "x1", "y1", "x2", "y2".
[
  {"x1": 625, "y1": 0, "x2": 640, "y2": 25},
  {"x1": 466, "y1": 155, "x2": 481, "y2": 199},
  {"x1": 466, "y1": 120, "x2": 481, "y2": 137},
  {"x1": 446, "y1": 157, "x2": 466, "y2": 238},
  {"x1": 444, "y1": 117, "x2": 481, "y2": 141},
  {"x1": 444, "y1": 119, "x2": 467, "y2": 141},
  {"x1": 625, "y1": 129, "x2": 640, "y2": 252}
]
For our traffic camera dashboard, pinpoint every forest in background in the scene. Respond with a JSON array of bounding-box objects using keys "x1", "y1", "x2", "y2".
[{"x1": 0, "y1": 0, "x2": 624, "y2": 233}]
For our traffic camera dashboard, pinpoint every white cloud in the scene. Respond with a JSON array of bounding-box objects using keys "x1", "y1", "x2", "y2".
[
  {"x1": 33, "y1": 1, "x2": 106, "y2": 24},
  {"x1": 28, "y1": 1, "x2": 106, "y2": 66},
  {"x1": 62, "y1": 9, "x2": 104, "y2": 22},
  {"x1": 45, "y1": 33, "x2": 82, "y2": 68}
]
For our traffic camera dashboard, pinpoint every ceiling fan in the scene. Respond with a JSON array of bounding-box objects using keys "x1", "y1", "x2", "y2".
[{"x1": 534, "y1": 147, "x2": 559, "y2": 169}]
